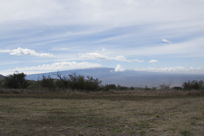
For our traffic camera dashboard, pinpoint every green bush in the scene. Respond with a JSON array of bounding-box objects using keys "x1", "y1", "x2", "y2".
[
  {"x1": 55, "y1": 73, "x2": 70, "y2": 89},
  {"x1": 27, "y1": 80, "x2": 41, "y2": 90},
  {"x1": 4, "y1": 73, "x2": 29, "y2": 89},
  {"x1": 172, "y1": 86, "x2": 182, "y2": 90},
  {"x1": 159, "y1": 84, "x2": 170, "y2": 90},
  {"x1": 67, "y1": 74, "x2": 101, "y2": 91},
  {"x1": 117, "y1": 85, "x2": 129, "y2": 90},
  {"x1": 0, "y1": 80, "x2": 3, "y2": 88},
  {"x1": 103, "y1": 84, "x2": 117, "y2": 91},
  {"x1": 40, "y1": 74, "x2": 101, "y2": 91},
  {"x1": 183, "y1": 80, "x2": 204, "y2": 90},
  {"x1": 40, "y1": 76, "x2": 56, "y2": 90},
  {"x1": 84, "y1": 76, "x2": 102, "y2": 90}
]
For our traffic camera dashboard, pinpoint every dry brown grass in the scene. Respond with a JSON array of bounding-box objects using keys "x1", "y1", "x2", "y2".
[{"x1": 0, "y1": 91, "x2": 204, "y2": 136}]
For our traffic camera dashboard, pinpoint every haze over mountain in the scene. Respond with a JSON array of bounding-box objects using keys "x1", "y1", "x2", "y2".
[{"x1": 27, "y1": 68, "x2": 204, "y2": 87}]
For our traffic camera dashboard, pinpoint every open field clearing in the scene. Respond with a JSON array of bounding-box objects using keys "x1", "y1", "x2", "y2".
[{"x1": 0, "y1": 91, "x2": 204, "y2": 136}]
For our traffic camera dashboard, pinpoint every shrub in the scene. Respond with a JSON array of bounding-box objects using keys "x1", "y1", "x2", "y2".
[
  {"x1": 183, "y1": 80, "x2": 204, "y2": 90},
  {"x1": 117, "y1": 85, "x2": 129, "y2": 90},
  {"x1": 55, "y1": 73, "x2": 70, "y2": 89},
  {"x1": 130, "y1": 87, "x2": 135, "y2": 90},
  {"x1": 103, "y1": 84, "x2": 117, "y2": 91},
  {"x1": 172, "y1": 86, "x2": 182, "y2": 90},
  {"x1": 68, "y1": 74, "x2": 101, "y2": 91},
  {"x1": 159, "y1": 84, "x2": 170, "y2": 90},
  {"x1": 27, "y1": 80, "x2": 41, "y2": 90},
  {"x1": 85, "y1": 76, "x2": 102, "y2": 90},
  {"x1": 39, "y1": 74, "x2": 102, "y2": 91},
  {"x1": 0, "y1": 80, "x2": 3, "y2": 88},
  {"x1": 40, "y1": 76, "x2": 56, "y2": 90},
  {"x1": 4, "y1": 73, "x2": 29, "y2": 89}
]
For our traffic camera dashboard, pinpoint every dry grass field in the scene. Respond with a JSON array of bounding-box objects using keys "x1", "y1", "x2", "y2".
[{"x1": 0, "y1": 91, "x2": 204, "y2": 136}]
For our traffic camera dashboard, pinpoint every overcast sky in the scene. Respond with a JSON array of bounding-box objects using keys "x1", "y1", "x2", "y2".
[{"x1": 0, "y1": 0, "x2": 204, "y2": 75}]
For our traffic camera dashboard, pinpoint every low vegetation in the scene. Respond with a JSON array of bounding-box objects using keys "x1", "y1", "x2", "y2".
[
  {"x1": 1, "y1": 73, "x2": 102, "y2": 91},
  {"x1": 0, "y1": 73, "x2": 204, "y2": 92},
  {"x1": 183, "y1": 80, "x2": 204, "y2": 90}
]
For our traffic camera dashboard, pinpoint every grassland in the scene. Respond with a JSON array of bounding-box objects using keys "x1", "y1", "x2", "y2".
[{"x1": 0, "y1": 91, "x2": 204, "y2": 136}]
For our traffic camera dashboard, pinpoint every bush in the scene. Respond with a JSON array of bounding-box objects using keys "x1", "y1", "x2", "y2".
[
  {"x1": 40, "y1": 74, "x2": 102, "y2": 91},
  {"x1": 117, "y1": 85, "x2": 129, "y2": 90},
  {"x1": 103, "y1": 84, "x2": 117, "y2": 91},
  {"x1": 55, "y1": 73, "x2": 70, "y2": 89},
  {"x1": 0, "y1": 80, "x2": 3, "y2": 88},
  {"x1": 172, "y1": 86, "x2": 182, "y2": 90},
  {"x1": 27, "y1": 80, "x2": 41, "y2": 90},
  {"x1": 85, "y1": 76, "x2": 102, "y2": 90},
  {"x1": 4, "y1": 73, "x2": 29, "y2": 89},
  {"x1": 183, "y1": 80, "x2": 204, "y2": 90},
  {"x1": 68, "y1": 74, "x2": 101, "y2": 91},
  {"x1": 159, "y1": 84, "x2": 170, "y2": 90},
  {"x1": 40, "y1": 76, "x2": 56, "y2": 90}
]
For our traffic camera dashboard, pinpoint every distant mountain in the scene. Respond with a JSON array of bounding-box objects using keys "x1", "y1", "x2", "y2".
[
  {"x1": 26, "y1": 68, "x2": 204, "y2": 87},
  {"x1": 0, "y1": 74, "x2": 5, "y2": 80}
]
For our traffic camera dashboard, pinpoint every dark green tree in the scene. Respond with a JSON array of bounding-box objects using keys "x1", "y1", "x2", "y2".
[
  {"x1": 4, "y1": 73, "x2": 29, "y2": 89},
  {"x1": 183, "y1": 80, "x2": 204, "y2": 90}
]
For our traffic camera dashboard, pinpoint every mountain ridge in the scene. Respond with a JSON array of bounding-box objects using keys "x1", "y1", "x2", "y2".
[{"x1": 26, "y1": 68, "x2": 204, "y2": 87}]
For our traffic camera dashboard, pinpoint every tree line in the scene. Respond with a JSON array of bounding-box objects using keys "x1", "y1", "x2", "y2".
[
  {"x1": 0, "y1": 72, "x2": 130, "y2": 91},
  {"x1": 0, "y1": 73, "x2": 204, "y2": 91}
]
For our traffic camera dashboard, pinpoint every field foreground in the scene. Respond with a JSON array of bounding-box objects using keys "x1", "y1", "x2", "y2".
[{"x1": 0, "y1": 91, "x2": 204, "y2": 136}]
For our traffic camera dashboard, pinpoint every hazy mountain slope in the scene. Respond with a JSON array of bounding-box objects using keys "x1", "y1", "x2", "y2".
[
  {"x1": 0, "y1": 75, "x2": 5, "y2": 80},
  {"x1": 26, "y1": 68, "x2": 204, "y2": 87}
]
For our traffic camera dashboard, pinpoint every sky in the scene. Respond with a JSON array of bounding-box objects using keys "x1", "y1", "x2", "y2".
[{"x1": 0, "y1": 0, "x2": 204, "y2": 75}]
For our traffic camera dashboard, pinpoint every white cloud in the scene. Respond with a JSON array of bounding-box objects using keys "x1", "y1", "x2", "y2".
[
  {"x1": 149, "y1": 59, "x2": 158, "y2": 63},
  {"x1": 115, "y1": 37, "x2": 204, "y2": 57},
  {"x1": 161, "y1": 38, "x2": 171, "y2": 44},
  {"x1": 134, "y1": 66, "x2": 204, "y2": 74},
  {"x1": 81, "y1": 52, "x2": 108, "y2": 60},
  {"x1": 0, "y1": 47, "x2": 54, "y2": 57},
  {"x1": 114, "y1": 56, "x2": 129, "y2": 62},
  {"x1": 80, "y1": 52, "x2": 144, "y2": 62},
  {"x1": 114, "y1": 64, "x2": 125, "y2": 72},
  {"x1": 0, "y1": 61, "x2": 102, "y2": 75}
]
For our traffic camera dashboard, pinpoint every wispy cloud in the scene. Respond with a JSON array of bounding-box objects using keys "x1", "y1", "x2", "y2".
[
  {"x1": 0, "y1": 61, "x2": 102, "y2": 75},
  {"x1": 134, "y1": 66, "x2": 204, "y2": 74},
  {"x1": 0, "y1": 47, "x2": 54, "y2": 57},
  {"x1": 114, "y1": 37, "x2": 204, "y2": 57},
  {"x1": 80, "y1": 52, "x2": 130, "y2": 62},
  {"x1": 149, "y1": 59, "x2": 158, "y2": 63},
  {"x1": 0, "y1": 0, "x2": 203, "y2": 26},
  {"x1": 80, "y1": 52, "x2": 144, "y2": 63},
  {"x1": 113, "y1": 65, "x2": 204, "y2": 74},
  {"x1": 161, "y1": 38, "x2": 171, "y2": 44}
]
